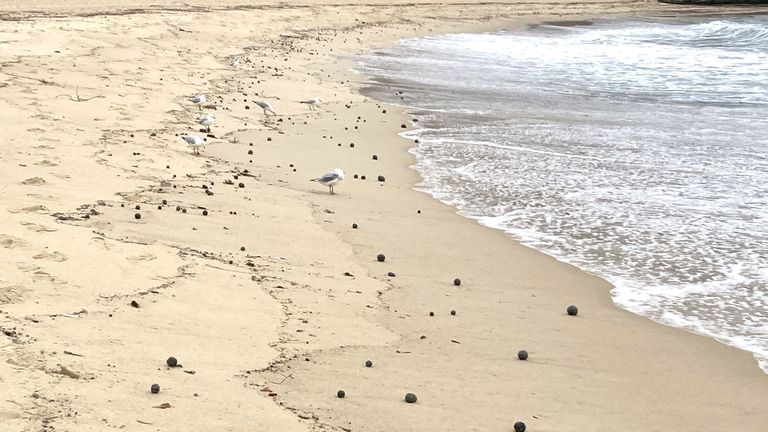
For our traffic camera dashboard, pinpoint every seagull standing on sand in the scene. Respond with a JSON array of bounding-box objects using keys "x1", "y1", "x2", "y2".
[
  {"x1": 254, "y1": 100, "x2": 277, "y2": 119},
  {"x1": 311, "y1": 168, "x2": 345, "y2": 195},
  {"x1": 182, "y1": 135, "x2": 205, "y2": 155},
  {"x1": 198, "y1": 113, "x2": 215, "y2": 132},
  {"x1": 190, "y1": 95, "x2": 207, "y2": 110},
  {"x1": 300, "y1": 97, "x2": 321, "y2": 111}
]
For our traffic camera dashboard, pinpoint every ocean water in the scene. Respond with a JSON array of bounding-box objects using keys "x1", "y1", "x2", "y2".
[{"x1": 356, "y1": 16, "x2": 768, "y2": 372}]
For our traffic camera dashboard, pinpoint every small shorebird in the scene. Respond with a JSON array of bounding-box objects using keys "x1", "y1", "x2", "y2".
[
  {"x1": 311, "y1": 168, "x2": 345, "y2": 195},
  {"x1": 300, "y1": 97, "x2": 321, "y2": 111},
  {"x1": 182, "y1": 135, "x2": 205, "y2": 155},
  {"x1": 254, "y1": 100, "x2": 277, "y2": 119},
  {"x1": 190, "y1": 95, "x2": 206, "y2": 110},
  {"x1": 197, "y1": 113, "x2": 215, "y2": 132}
]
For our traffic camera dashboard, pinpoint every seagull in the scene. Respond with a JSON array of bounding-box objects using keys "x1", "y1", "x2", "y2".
[
  {"x1": 300, "y1": 97, "x2": 321, "y2": 111},
  {"x1": 311, "y1": 168, "x2": 345, "y2": 195},
  {"x1": 182, "y1": 135, "x2": 205, "y2": 155},
  {"x1": 190, "y1": 95, "x2": 206, "y2": 110},
  {"x1": 254, "y1": 100, "x2": 277, "y2": 118},
  {"x1": 197, "y1": 113, "x2": 215, "y2": 132}
]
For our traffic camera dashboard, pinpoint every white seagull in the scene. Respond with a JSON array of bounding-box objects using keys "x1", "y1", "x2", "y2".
[
  {"x1": 190, "y1": 95, "x2": 207, "y2": 110},
  {"x1": 198, "y1": 113, "x2": 215, "y2": 132},
  {"x1": 311, "y1": 168, "x2": 345, "y2": 195},
  {"x1": 182, "y1": 135, "x2": 205, "y2": 155},
  {"x1": 254, "y1": 100, "x2": 277, "y2": 119},
  {"x1": 300, "y1": 97, "x2": 321, "y2": 111}
]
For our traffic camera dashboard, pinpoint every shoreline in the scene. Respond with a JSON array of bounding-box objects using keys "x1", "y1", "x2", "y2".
[
  {"x1": 1, "y1": 2, "x2": 767, "y2": 431},
  {"x1": 356, "y1": 13, "x2": 768, "y2": 375}
]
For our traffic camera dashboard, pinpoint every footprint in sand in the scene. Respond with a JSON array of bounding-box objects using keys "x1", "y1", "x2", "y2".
[
  {"x1": 20, "y1": 177, "x2": 46, "y2": 186},
  {"x1": 20, "y1": 222, "x2": 57, "y2": 233},
  {"x1": 0, "y1": 234, "x2": 27, "y2": 249},
  {"x1": 32, "y1": 251, "x2": 68, "y2": 262},
  {"x1": 0, "y1": 284, "x2": 29, "y2": 304}
]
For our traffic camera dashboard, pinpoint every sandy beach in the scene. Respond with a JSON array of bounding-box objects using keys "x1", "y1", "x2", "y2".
[{"x1": 1, "y1": 1, "x2": 767, "y2": 431}]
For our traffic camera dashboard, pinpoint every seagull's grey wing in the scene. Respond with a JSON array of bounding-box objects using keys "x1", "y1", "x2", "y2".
[{"x1": 317, "y1": 172, "x2": 339, "y2": 183}]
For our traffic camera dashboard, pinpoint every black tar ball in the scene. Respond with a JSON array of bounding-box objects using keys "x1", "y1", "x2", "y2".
[
  {"x1": 387, "y1": 272, "x2": 396, "y2": 277},
  {"x1": 240, "y1": 246, "x2": 246, "y2": 251},
  {"x1": 567, "y1": 305, "x2": 579, "y2": 316},
  {"x1": 453, "y1": 278, "x2": 461, "y2": 286},
  {"x1": 429, "y1": 311, "x2": 434, "y2": 317},
  {"x1": 517, "y1": 350, "x2": 529, "y2": 361},
  {"x1": 130, "y1": 300, "x2": 139, "y2": 308},
  {"x1": 450, "y1": 310, "x2": 456, "y2": 316},
  {"x1": 248, "y1": 150, "x2": 253, "y2": 155},
  {"x1": 166, "y1": 357, "x2": 178, "y2": 367},
  {"x1": 162, "y1": 199, "x2": 168, "y2": 205},
  {"x1": 352, "y1": 223, "x2": 358, "y2": 229},
  {"x1": 337, "y1": 390, "x2": 345, "y2": 398},
  {"x1": 134, "y1": 213, "x2": 141, "y2": 220},
  {"x1": 361, "y1": 175, "x2": 366, "y2": 180},
  {"x1": 238, "y1": 183, "x2": 245, "y2": 188},
  {"x1": 514, "y1": 421, "x2": 526, "y2": 432},
  {"x1": 202, "y1": 210, "x2": 208, "y2": 216},
  {"x1": 404, "y1": 393, "x2": 417, "y2": 403},
  {"x1": 415, "y1": 139, "x2": 420, "y2": 144},
  {"x1": 377, "y1": 254, "x2": 385, "y2": 262},
  {"x1": 365, "y1": 360, "x2": 373, "y2": 367},
  {"x1": 377, "y1": 175, "x2": 385, "y2": 182},
  {"x1": 151, "y1": 384, "x2": 160, "y2": 394},
  {"x1": 372, "y1": 155, "x2": 378, "y2": 160},
  {"x1": 353, "y1": 174, "x2": 359, "y2": 179},
  {"x1": 401, "y1": 124, "x2": 407, "y2": 128},
  {"x1": 135, "y1": 205, "x2": 141, "y2": 210}
]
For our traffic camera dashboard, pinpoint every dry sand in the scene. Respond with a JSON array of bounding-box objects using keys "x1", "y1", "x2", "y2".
[{"x1": 1, "y1": 1, "x2": 767, "y2": 431}]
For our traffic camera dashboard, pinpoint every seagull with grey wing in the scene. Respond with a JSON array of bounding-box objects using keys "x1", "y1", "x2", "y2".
[
  {"x1": 311, "y1": 168, "x2": 345, "y2": 195},
  {"x1": 197, "y1": 113, "x2": 215, "y2": 132},
  {"x1": 189, "y1": 95, "x2": 206, "y2": 111},
  {"x1": 182, "y1": 135, "x2": 205, "y2": 155},
  {"x1": 253, "y1": 100, "x2": 277, "y2": 119},
  {"x1": 300, "y1": 96, "x2": 321, "y2": 111}
]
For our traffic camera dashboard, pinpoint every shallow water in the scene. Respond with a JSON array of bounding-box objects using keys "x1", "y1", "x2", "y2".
[{"x1": 356, "y1": 16, "x2": 768, "y2": 372}]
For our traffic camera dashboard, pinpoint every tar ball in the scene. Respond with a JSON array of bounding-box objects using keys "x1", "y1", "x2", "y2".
[
  {"x1": 517, "y1": 350, "x2": 529, "y2": 361},
  {"x1": 337, "y1": 390, "x2": 345, "y2": 398},
  {"x1": 361, "y1": 175, "x2": 366, "y2": 180},
  {"x1": 166, "y1": 357, "x2": 178, "y2": 367},
  {"x1": 404, "y1": 393, "x2": 417, "y2": 403},
  {"x1": 135, "y1": 205, "x2": 141, "y2": 210},
  {"x1": 387, "y1": 272, "x2": 396, "y2": 277},
  {"x1": 514, "y1": 421, "x2": 526, "y2": 432},
  {"x1": 352, "y1": 223, "x2": 358, "y2": 229},
  {"x1": 400, "y1": 123, "x2": 407, "y2": 128},
  {"x1": 377, "y1": 254, "x2": 385, "y2": 262},
  {"x1": 450, "y1": 310, "x2": 456, "y2": 316},
  {"x1": 238, "y1": 183, "x2": 245, "y2": 188},
  {"x1": 134, "y1": 213, "x2": 141, "y2": 220},
  {"x1": 429, "y1": 311, "x2": 434, "y2": 317},
  {"x1": 151, "y1": 384, "x2": 160, "y2": 394},
  {"x1": 202, "y1": 210, "x2": 208, "y2": 216},
  {"x1": 372, "y1": 155, "x2": 378, "y2": 160},
  {"x1": 248, "y1": 150, "x2": 253, "y2": 155},
  {"x1": 453, "y1": 278, "x2": 461, "y2": 286},
  {"x1": 365, "y1": 360, "x2": 373, "y2": 367},
  {"x1": 567, "y1": 305, "x2": 579, "y2": 316},
  {"x1": 377, "y1": 175, "x2": 385, "y2": 182},
  {"x1": 162, "y1": 199, "x2": 168, "y2": 205}
]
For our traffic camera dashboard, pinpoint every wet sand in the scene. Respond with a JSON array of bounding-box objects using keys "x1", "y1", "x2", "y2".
[{"x1": 1, "y1": 1, "x2": 767, "y2": 431}]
